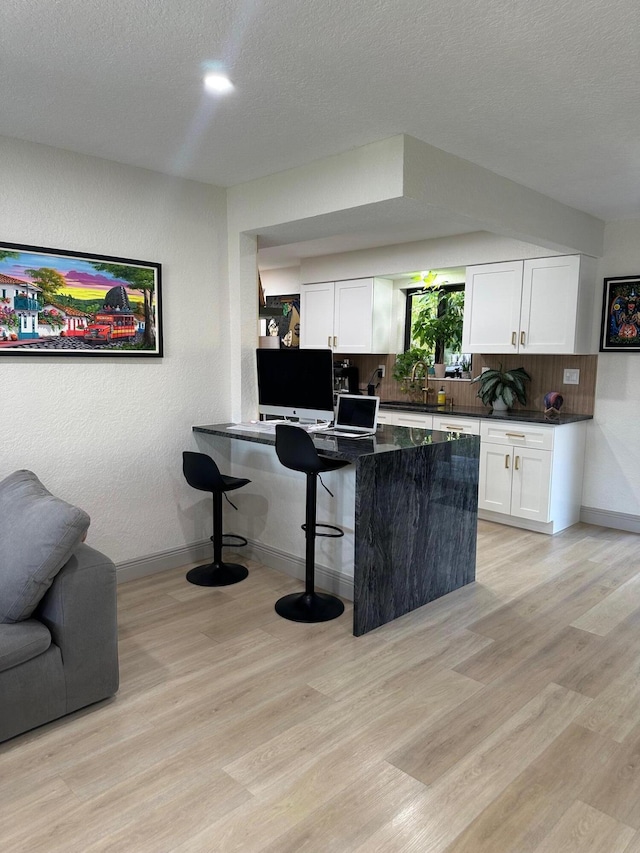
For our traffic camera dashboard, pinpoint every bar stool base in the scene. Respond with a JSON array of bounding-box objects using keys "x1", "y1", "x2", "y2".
[
  {"x1": 186, "y1": 562, "x2": 248, "y2": 587},
  {"x1": 275, "y1": 591, "x2": 344, "y2": 623}
]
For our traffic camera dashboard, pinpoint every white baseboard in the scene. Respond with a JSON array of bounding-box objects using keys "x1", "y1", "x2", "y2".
[
  {"x1": 478, "y1": 509, "x2": 555, "y2": 535},
  {"x1": 115, "y1": 537, "x2": 355, "y2": 601},
  {"x1": 115, "y1": 508, "x2": 639, "y2": 588},
  {"x1": 116, "y1": 539, "x2": 211, "y2": 583},
  {"x1": 243, "y1": 540, "x2": 354, "y2": 601},
  {"x1": 580, "y1": 506, "x2": 640, "y2": 535}
]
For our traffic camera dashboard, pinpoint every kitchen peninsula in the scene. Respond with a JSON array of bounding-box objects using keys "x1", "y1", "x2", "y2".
[{"x1": 192, "y1": 423, "x2": 480, "y2": 635}]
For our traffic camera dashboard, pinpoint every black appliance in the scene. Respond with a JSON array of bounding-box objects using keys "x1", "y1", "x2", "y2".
[{"x1": 333, "y1": 362, "x2": 359, "y2": 395}]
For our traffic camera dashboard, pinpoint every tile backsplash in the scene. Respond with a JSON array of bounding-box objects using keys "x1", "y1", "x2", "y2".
[{"x1": 345, "y1": 353, "x2": 598, "y2": 415}]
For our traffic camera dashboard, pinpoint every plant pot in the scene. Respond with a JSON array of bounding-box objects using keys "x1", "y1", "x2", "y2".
[
  {"x1": 491, "y1": 399, "x2": 509, "y2": 412},
  {"x1": 433, "y1": 363, "x2": 446, "y2": 379}
]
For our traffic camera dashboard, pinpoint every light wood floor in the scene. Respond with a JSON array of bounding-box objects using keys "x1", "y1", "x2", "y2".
[{"x1": 2, "y1": 521, "x2": 640, "y2": 852}]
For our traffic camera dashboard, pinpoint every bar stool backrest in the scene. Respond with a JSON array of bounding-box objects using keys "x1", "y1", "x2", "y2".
[
  {"x1": 275, "y1": 425, "x2": 325, "y2": 474},
  {"x1": 182, "y1": 451, "x2": 226, "y2": 493}
]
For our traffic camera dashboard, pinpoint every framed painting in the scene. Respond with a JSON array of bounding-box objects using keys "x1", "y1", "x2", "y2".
[
  {"x1": 258, "y1": 294, "x2": 300, "y2": 348},
  {"x1": 600, "y1": 275, "x2": 640, "y2": 353},
  {"x1": 0, "y1": 241, "x2": 162, "y2": 356}
]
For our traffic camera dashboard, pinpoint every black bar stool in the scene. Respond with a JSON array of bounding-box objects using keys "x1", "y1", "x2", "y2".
[
  {"x1": 274, "y1": 424, "x2": 349, "y2": 622},
  {"x1": 182, "y1": 451, "x2": 250, "y2": 587}
]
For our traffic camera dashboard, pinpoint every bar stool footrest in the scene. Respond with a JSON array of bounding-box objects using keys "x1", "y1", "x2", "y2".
[
  {"x1": 209, "y1": 533, "x2": 249, "y2": 548},
  {"x1": 221, "y1": 533, "x2": 248, "y2": 548},
  {"x1": 300, "y1": 522, "x2": 344, "y2": 539}
]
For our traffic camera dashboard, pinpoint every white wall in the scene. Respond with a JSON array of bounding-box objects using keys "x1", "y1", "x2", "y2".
[
  {"x1": 299, "y1": 232, "x2": 558, "y2": 284},
  {"x1": 0, "y1": 136, "x2": 230, "y2": 563},
  {"x1": 582, "y1": 220, "x2": 640, "y2": 518},
  {"x1": 260, "y1": 266, "x2": 301, "y2": 295}
]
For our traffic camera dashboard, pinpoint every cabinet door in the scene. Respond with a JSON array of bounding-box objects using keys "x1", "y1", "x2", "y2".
[
  {"x1": 510, "y1": 447, "x2": 552, "y2": 522},
  {"x1": 462, "y1": 261, "x2": 524, "y2": 353},
  {"x1": 333, "y1": 279, "x2": 373, "y2": 353},
  {"x1": 478, "y1": 443, "x2": 513, "y2": 514},
  {"x1": 520, "y1": 256, "x2": 580, "y2": 353},
  {"x1": 300, "y1": 282, "x2": 334, "y2": 349}
]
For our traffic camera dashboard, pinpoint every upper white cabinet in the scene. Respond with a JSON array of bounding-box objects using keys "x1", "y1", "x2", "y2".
[
  {"x1": 298, "y1": 281, "x2": 334, "y2": 349},
  {"x1": 300, "y1": 277, "x2": 393, "y2": 353},
  {"x1": 462, "y1": 255, "x2": 597, "y2": 354}
]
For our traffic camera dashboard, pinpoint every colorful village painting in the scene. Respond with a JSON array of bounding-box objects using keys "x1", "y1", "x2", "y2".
[{"x1": 0, "y1": 243, "x2": 162, "y2": 356}]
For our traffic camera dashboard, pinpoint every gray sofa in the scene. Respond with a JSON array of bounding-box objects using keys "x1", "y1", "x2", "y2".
[{"x1": 0, "y1": 471, "x2": 119, "y2": 743}]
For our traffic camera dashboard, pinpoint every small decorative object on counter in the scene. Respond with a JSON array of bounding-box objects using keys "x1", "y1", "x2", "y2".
[
  {"x1": 543, "y1": 391, "x2": 564, "y2": 416},
  {"x1": 437, "y1": 386, "x2": 446, "y2": 406}
]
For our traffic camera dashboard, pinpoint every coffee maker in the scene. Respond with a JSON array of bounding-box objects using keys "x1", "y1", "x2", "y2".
[{"x1": 333, "y1": 360, "x2": 359, "y2": 395}]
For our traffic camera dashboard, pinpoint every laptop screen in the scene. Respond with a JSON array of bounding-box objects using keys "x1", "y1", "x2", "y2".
[{"x1": 336, "y1": 395, "x2": 379, "y2": 430}]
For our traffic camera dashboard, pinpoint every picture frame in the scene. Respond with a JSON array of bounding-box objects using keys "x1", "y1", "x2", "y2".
[
  {"x1": 600, "y1": 275, "x2": 640, "y2": 353},
  {"x1": 0, "y1": 241, "x2": 162, "y2": 356},
  {"x1": 258, "y1": 293, "x2": 300, "y2": 348}
]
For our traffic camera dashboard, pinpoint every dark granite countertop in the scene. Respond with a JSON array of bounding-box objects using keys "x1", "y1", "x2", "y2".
[
  {"x1": 379, "y1": 401, "x2": 592, "y2": 426},
  {"x1": 193, "y1": 422, "x2": 478, "y2": 463}
]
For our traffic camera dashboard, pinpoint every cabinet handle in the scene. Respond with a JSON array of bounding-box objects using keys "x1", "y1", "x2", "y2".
[
  {"x1": 505, "y1": 432, "x2": 526, "y2": 439},
  {"x1": 505, "y1": 454, "x2": 510, "y2": 469},
  {"x1": 515, "y1": 455, "x2": 520, "y2": 470},
  {"x1": 443, "y1": 425, "x2": 463, "y2": 431},
  {"x1": 333, "y1": 336, "x2": 338, "y2": 347},
  {"x1": 520, "y1": 331, "x2": 525, "y2": 346},
  {"x1": 328, "y1": 336, "x2": 331, "y2": 347},
  {"x1": 511, "y1": 331, "x2": 517, "y2": 347}
]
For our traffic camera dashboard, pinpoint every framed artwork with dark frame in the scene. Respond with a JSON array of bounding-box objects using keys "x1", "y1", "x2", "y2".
[
  {"x1": 0, "y1": 241, "x2": 162, "y2": 356},
  {"x1": 259, "y1": 294, "x2": 300, "y2": 348},
  {"x1": 600, "y1": 275, "x2": 640, "y2": 352}
]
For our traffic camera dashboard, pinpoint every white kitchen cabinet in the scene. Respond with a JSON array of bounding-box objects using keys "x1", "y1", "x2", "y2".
[
  {"x1": 478, "y1": 419, "x2": 586, "y2": 533},
  {"x1": 377, "y1": 410, "x2": 433, "y2": 429},
  {"x1": 479, "y1": 441, "x2": 551, "y2": 523},
  {"x1": 300, "y1": 277, "x2": 393, "y2": 353},
  {"x1": 298, "y1": 281, "x2": 334, "y2": 349},
  {"x1": 378, "y1": 406, "x2": 588, "y2": 534},
  {"x1": 462, "y1": 255, "x2": 597, "y2": 354},
  {"x1": 431, "y1": 414, "x2": 481, "y2": 435}
]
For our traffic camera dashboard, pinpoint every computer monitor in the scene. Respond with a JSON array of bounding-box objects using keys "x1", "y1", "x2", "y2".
[{"x1": 256, "y1": 348, "x2": 334, "y2": 422}]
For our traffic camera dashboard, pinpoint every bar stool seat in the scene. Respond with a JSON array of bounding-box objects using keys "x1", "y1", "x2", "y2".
[
  {"x1": 274, "y1": 424, "x2": 349, "y2": 623},
  {"x1": 182, "y1": 451, "x2": 250, "y2": 587}
]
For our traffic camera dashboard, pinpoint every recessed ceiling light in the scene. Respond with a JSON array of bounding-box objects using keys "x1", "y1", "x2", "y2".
[{"x1": 203, "y1": 73, "x2": 234, "y2": 94}]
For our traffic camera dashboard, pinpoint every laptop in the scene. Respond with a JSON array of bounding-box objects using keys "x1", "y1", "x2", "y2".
[{"x1": 322, "y1": 394, "x2": 380, "y2": 437}]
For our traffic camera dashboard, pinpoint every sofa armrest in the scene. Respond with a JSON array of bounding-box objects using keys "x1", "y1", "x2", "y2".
[{"x1": 36, "y1": 542, "x2": 119, "y2": 713}]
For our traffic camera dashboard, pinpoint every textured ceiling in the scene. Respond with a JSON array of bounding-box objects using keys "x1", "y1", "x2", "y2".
[{"x1": 2, "y1": 0, "x2": 639, "y2": 227}]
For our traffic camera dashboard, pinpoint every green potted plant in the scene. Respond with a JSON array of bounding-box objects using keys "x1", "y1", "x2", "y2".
[
  {"x1": 471, "y1": 364, "x2": 531, "y2": 411},
  {"x1": 392, "y1": 347, "x2": 432, "y2": 402}
]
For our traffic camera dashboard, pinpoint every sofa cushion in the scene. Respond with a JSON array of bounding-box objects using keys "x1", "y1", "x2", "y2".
[
  {"x1": 0, "y1": 620, "x2": 51, "y2": 672},
  {"x1": 0, "y1": 471, "x2": 90, "y2": 623}
]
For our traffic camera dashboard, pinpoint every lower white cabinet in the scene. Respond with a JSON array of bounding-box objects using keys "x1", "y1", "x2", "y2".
[
  {"x1": 479, "y1": 442, "x2": 552, "y2": 522},
  {"x1": 378, "y1": 408, "x2": 587, "y2": 534},
  {"x1": 431, "y1": 414, "x2": 481, "y2": 435},
  {"x1": 377, "y1": 410, "x2": 433, "y2": 429},
  {"x1": 478, "y1": 419, "x2": 586, "y2": 534}
]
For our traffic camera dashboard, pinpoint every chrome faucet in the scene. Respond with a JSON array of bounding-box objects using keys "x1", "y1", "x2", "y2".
[{"x1": 409, "y1": 361, "x2": 434, "y2": 405}]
